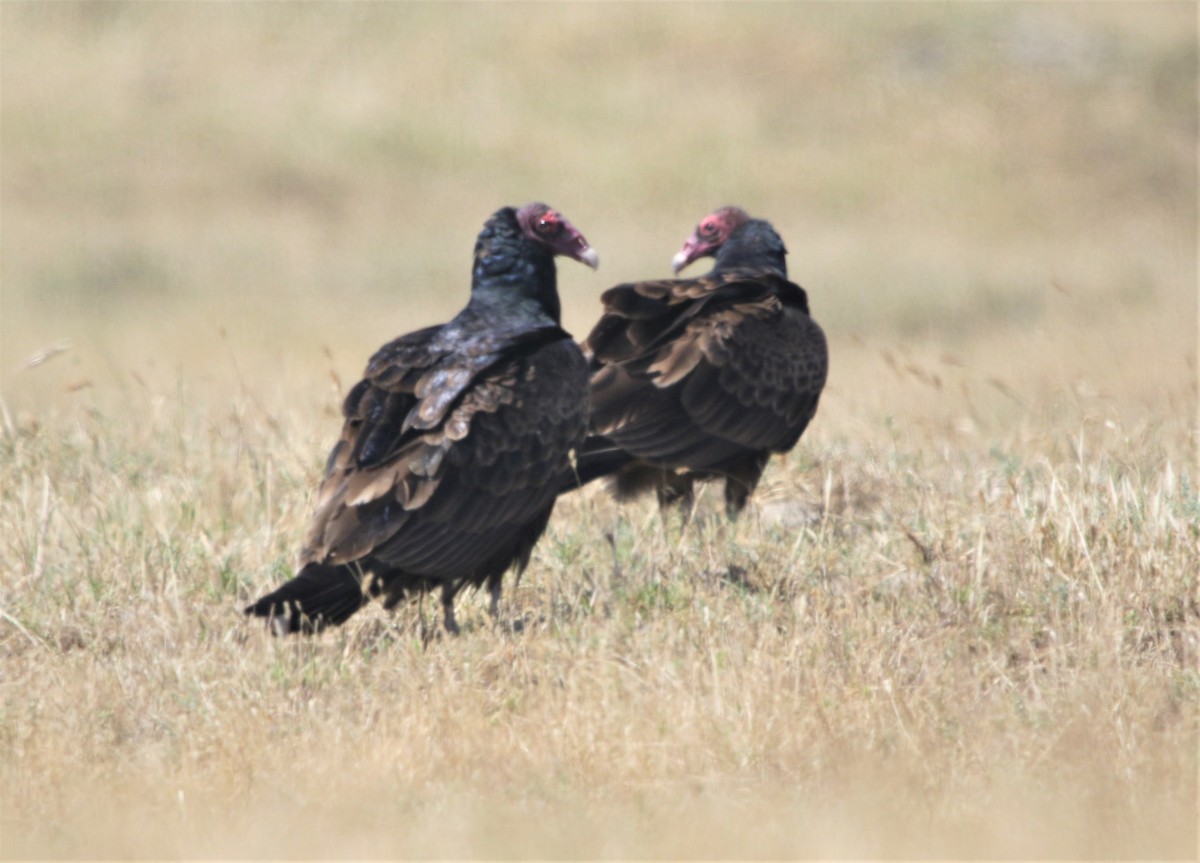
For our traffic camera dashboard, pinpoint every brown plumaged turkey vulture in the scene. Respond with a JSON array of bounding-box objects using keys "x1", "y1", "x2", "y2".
[
  {"x1": 246, "y1": 203, "x2": 598, "y2": 635},
  {"x1": 567, "y1": 206, "x2": 827, "y2": 517}
]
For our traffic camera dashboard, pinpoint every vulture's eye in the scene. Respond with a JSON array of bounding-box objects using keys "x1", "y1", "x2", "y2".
[{"x1": 536, "y1": 214, "x2": 561, "y2": 236}]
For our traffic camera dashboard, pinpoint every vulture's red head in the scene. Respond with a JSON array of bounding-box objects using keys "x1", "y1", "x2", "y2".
[
  {"x1": 517, "y1": 202, "x2": 600, "y2": 269},
  {"x1": 671, "y1": 206, "x2": 751, "y2": 273}
]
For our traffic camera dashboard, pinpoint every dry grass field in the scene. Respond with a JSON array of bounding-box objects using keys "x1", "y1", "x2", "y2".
[{"x1": 1, "y1": 2, "x2": 1197, "y2": 858}]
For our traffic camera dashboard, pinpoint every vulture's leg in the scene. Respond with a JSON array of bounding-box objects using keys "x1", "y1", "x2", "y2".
[
  {"x1": 416, "y1": 590, "x2": 430, "y2": 638},
  {"x1": 723, "y1": 453, "x2": 770, "y2": 519},
  {"x1": 441, "y1": 582, "x2": 461, "y2": 636},
  {"x1": 487, "y1": 577, "x2": 503, "y2": 622},
  {"x1": 656, "y1": 472, "x2": 696, "y2": 523}
]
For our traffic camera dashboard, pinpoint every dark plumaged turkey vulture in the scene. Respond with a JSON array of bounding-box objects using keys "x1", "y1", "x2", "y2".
[
  {"x1": 568, "y1": 206, "x2": 827, "y2": 517},
  {"x1": 246, "y1": 203, "x2": 598, "y2": 635}
]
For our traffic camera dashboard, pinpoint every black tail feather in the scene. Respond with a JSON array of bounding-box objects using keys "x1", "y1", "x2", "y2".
[
  {"x1": 560, "y1": 434, "x2": 635, "y2": 494},
  {"x1": 244, "y1": 562, "x2": 373, "y2": 635}
]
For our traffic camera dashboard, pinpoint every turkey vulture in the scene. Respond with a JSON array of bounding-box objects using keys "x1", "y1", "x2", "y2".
[
  {"x1": 246, "y1": 203, "x2": 598, "y2": 635},
  {"x1": 568, "y1": 206, "x2": 827, "y2": 517}
]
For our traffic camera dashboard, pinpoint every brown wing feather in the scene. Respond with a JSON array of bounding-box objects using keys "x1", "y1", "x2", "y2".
[
  {"x1": 679, "y1": 302, "x2": 827, "y2": 450},
  {"x1": 301, "y1": 338, "x2": 587, "y2": 578},
  {"x1": 586, "y1": 273, "x2": 827, "y2": 472},
  {"x1": 588, "y1": 268, "x2": 793, "y2": 363},
  {"x1": 369, "y1": 339, "x2": 587, "y2": 577}
]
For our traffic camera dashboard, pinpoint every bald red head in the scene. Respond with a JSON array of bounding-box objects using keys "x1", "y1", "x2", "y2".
[
  {"x1": 516, "y1": 202, "x2": 600, "y2": 270},
  {"x1": 671, "y1": 206, "x2": 751, "y2": 273}
]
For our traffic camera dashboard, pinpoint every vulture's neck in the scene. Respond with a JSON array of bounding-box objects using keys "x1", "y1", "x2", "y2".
[
  {"x1": 713, "y1": 221, "x2": 788, "y2": 278},
  {"x1": 468, "y1": 209, "x2": 562, "y2": 327}
]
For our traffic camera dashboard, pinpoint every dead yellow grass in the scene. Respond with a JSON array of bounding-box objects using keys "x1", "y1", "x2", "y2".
[
  {"x1": 1, "y1": 394, "x2": 1195, "y2": 857},
  {"x1": 2, "y1": 2, "x2": 1197, "y2": 858}
]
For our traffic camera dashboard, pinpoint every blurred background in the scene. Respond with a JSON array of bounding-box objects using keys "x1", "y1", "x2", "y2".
[{"x1": 2, "y1": 2, "x2": 1195, "y2": 449}]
